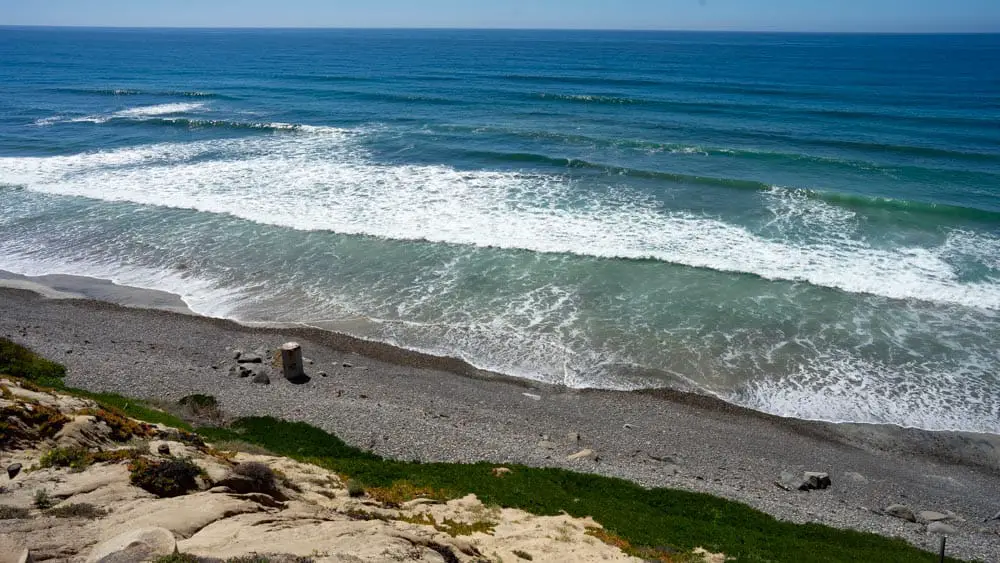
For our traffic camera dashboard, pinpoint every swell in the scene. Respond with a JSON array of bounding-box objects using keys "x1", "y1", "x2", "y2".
[
  {"x1": 525, "y1": 91, "x2": 1000, "y2": 134},
  {"x1": 49, "y1": 87, "x2": 239, "y2": 100},
  {"x1": 462, "y1": 148, "x2": 1000, "y2": 221}
]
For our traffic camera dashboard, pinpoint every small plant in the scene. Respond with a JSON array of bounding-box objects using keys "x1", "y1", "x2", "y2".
[
  {"x1": 0, "y1": 504, "x2": 31, "y2": 519},
  {"x1": 232, "y1": 461, "x2": 276, "y2": 493},
  {"x1": 512, "y1": 550, "x2": 533, "y2": 561},
  {"x1": 33, "y1": 489, "x2": 53, "y2": 509},
  {"x1": 81, "y1": 407, "x2": 154, "y2": 442},
  {"x1": 365, "y1": 480, "x2": 444, "y2": 507},
  {"x1": 177, "y1": 394, "x2": 224, "y2": 425},
  {"x1": 40, "y1": 446, "x2": 93, "y2": 471},
  {"x1": 153, "y1": 555, "x2": 202, "y2": 563},
  {"x1": 47, "y1": 502, "x2": 108, "y2": 519},
  {"x1": 0, "y1": 402, "x2": 69, "y2": 448},
  {"x1": 129, "y1": 457, "x2": 203, "y2": 497},
  {"x1": 345, "y1": 479, "x2": 365, "y2": 498}
]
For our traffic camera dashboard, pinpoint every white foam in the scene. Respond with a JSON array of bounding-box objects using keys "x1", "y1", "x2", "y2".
[
  {"x1": 113, "y1": 102, "x2": 206, "y2": 117},
  {"x1": 0, "y1": 249, "x2": 244, "y2": 319},
  {"x1": 731, "y1": 352, "x2": 1000, "y2": 434},
  {"x1": 0, "y1": 130, "x2": 998, "y2": 311}
]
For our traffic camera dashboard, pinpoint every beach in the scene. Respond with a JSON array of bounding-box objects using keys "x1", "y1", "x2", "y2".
[{"x1": 1, "y1": 278, "x2": 998, "y2": 561}]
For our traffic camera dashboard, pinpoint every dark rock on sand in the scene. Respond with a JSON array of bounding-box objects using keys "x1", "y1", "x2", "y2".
[
  {"x1": 7, "y1": 462, "x2": 23, "y2": 479},
  {"x1": 252, "y1": 371, "x2": 270, "y2": 385},
  {"x1": 781, "y1": 470, "x2": 831, "y2": 491},
  {"x1": 237, "y1": 353, "x2": 263, "y2": 364}
]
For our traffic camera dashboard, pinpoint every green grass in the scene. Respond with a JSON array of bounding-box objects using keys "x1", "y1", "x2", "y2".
[
  {"x1": 0, "y1": 337, "x2": 66, "y2": 387},
  {"x1": 197, "y1": 418, "x2": 964, "y2": 563},
  {"x1": 0, "y1": 338, "x2": 971, "y2": 562}
]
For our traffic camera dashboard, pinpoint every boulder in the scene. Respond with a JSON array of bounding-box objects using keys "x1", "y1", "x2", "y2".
[
  {"x1": 918, "y1": 510, "x2": 951, "y2": 522},
  {"x1": 885, "y1": 504, "x2": 917, "y2": 523},
  {"x1": 927, "y1": 521, "x2": 957, "y2": 535},
  {"x1": 86, "y1": 527, "x2": 176, "y2": 563},
  {"x1": 803, "y1": 472, "x2": 831, "y2": 490},
  {"x1": 7, "y1": 463, "x2": 22, "y2": 480},
  {"x1": 780, "y1": 470, "x2": 831, "y2": 491},
  {"x1": 252, "y1": 371, "x2": 270, "y2": 385}
]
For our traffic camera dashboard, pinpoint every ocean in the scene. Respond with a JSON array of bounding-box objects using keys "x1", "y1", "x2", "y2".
[{"x1": 0, "y1": 28, "x2": 997, "y2": 433}]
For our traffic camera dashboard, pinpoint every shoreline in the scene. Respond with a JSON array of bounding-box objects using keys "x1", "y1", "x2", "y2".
[
  {"x1": 2, "y1": 278, "x2": 1000, "y2": 560},
  {"x1": 4, "y1": 269, "x2": 994, "y2": 440}
]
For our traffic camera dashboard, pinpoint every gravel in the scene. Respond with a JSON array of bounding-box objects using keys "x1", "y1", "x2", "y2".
[{"x1": 2, "y1": 285, "x2": 999, "y2": 562}]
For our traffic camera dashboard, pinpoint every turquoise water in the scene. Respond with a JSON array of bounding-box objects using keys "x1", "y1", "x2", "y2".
[{"x1": 0, "y1": 28, "x2": 998, "y2": 432}]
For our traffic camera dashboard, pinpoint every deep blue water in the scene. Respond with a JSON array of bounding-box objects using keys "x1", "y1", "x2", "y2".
[{"x1": 1, "y1": 28, "x2": 998, "y2": 432}]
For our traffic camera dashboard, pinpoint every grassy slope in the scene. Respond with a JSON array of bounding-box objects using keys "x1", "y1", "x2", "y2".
[{"x1": 0, "y1": 338, "x2": 967, "y2": 563}]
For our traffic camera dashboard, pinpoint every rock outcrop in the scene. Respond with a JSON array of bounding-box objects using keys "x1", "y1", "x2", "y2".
[{"x1": 0, "y1": 378, "x2": 651, "y2": 562}]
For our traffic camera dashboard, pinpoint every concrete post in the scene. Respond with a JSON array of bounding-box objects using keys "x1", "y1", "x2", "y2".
[{"x1": 281, "y1": 342, "x2": 305, "y2": 381}]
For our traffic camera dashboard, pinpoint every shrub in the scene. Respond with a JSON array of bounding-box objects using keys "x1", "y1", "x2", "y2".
[
  {"x1": 40, "y1": 446, "x2": 93, "y2": 471},
  {"x1": 178, "y1": 394, "x2": 218, "y2": 409},
  {"x1": 346, "y1": 479, "x2": 365, "y2": 498},
  {"x1": 0, "y1": 505, "x2": 31, "y2": 519},
  {"x1": 366, "y1": 480, "x2": 444, "y2": 508},
  {"x1": 47, "y1": 502, "x2": 108, "y2": 519},
  {"x1": 232, "y1": 461, "x2": 276, "y2": 493},
  {"x1": 81, "y1": 407, "x2": 154, "y2": 442},
  {"x1": 33, "y1": 489, "x2": 53, "y2": 509},
  {"x1": 0, "y1": 338, "x2": 66, "y2": 386},
  {"x1": 176, "y1": 394, "x2": 224, "y2": 425},
  {"x1": 129, "y1": 457, "x2": 203, "y2": 497},
  {"x1": 0, "y1": 402, "x2": 70, "y2": 448}
]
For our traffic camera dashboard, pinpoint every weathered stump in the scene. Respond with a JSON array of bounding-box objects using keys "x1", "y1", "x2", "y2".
[{"x1": 281, "y1": 342, "x2": 305, "y2": 381}]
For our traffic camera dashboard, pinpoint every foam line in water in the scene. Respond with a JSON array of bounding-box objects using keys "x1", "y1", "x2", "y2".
[
  {"x1": 0, "y1": 129, "x2": 998, "y2": 311},
  {"x1": 113, "y1": 102, "x2": 207, "y2": 117}
]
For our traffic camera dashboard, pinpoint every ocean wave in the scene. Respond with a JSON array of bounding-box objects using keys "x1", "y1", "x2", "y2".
[
  {"x1": 113, "y1": 102, "x2": 207, "y2": 117},
  {"x1": 1, "y1": 131, "x2": 998, "y2": 311},
  {"x1": 50, "y1": 87, "x2": 233, "y2": 99}
]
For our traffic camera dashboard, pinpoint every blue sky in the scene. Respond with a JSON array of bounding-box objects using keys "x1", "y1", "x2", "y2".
[{"x1": 3, "y1": 0, "x2": 999, "y2": 32}]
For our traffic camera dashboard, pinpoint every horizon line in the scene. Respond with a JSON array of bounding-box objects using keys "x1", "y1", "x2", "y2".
[{"x1": 2, "y1": 24, "x2": 999, "y2": 35}]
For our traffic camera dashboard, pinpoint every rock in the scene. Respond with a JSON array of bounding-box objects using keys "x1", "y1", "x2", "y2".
[
  {"x1": 157, "y1": 444, "x2": 171, "y2": 455},
  {"x1": 305, "y1": 358, "x2": 314, "y2": 365},
  {"x1": 918, "y1": 510, "x2": 951, "y2": 522},
  {"x1": 885, "y1": 504, "x2": 917, "y2": 523},
  {"x1": 522, "y1": 392, "x2": 541, "y2": 400},
  {"x1": 7, "y1": 463, "x2": 22, "y2": 480},
  {"x1": 237, "y1": 353, "x2": 262, "y2": 364},
  {"x1": 251, "y1": 371, "x2": 270, "y2": 385},
  {"x1": 232, "y1": 350, "x2": 242, "y2": 360},
  {"x1": 781, "y1": 470, "x2": 831, "y2": 491},
  {"x1": 86, "y1": 527, "x2": 176, "y2": 563},
  {"x1": 208, "y1": 486, "x2": 235, "y2": 494},
  {"x1": 566, "y1": 431, "x2": 581, "y2": 443},
  {"x1": 280, "y1": 342, "x2": 305, "y2": 381},
  {"x1": 567, "y1": 449, "x2": 596, "y2": 461},
  {"x1": 803, "y1": 472, "x2": 832, "y2": 490},
  {"x1": 537, "y1": 440, "x2": 556, "y2": 450},
  {"x1": 927, "y1": 522, "x2": 957, "y2": 535},
  {"x1": 342, "y1": 362, "x2": 353, "y2": 368},
  {"x1": 318, "y1": 371, "x2": 328, "y2": 377},
  {"x1": 232, "y1": 364, "x2": 255, "y2": 378},
  {"x1": 492, "y1": 467, "x2": 512, "y2": 478},
  {"x1": 622, "y1": 424, "x2": 633, "y2": 430}
]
